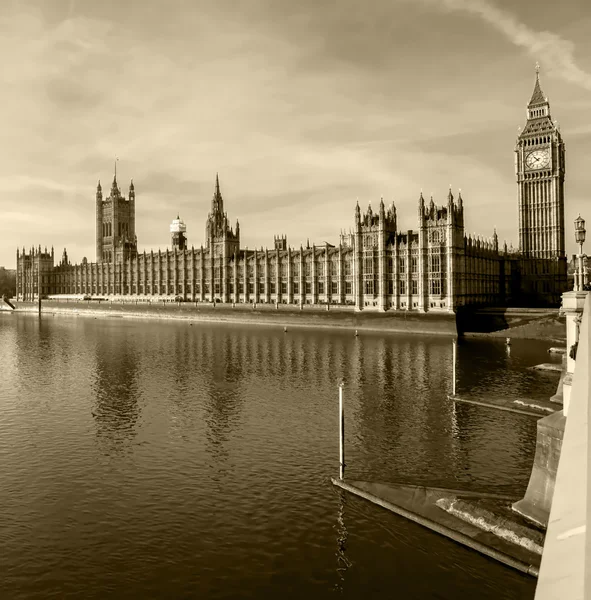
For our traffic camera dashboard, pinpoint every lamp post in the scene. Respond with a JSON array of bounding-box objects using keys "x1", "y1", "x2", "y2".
[{"x1": 574, "y1": 215, "x2": 586, "y2": 291}]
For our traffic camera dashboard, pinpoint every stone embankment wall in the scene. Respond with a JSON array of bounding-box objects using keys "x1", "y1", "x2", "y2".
[
  {"x1": 458, "y1": 307, "x2": 566, "y2": 341},
  {"x1": 12, "y1": 300, "x2": 458, "y2": 336}
]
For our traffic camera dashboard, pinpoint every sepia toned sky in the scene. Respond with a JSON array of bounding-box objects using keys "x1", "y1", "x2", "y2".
[{"x1": 1, "y1": 0, "x2": 591, "y2": 268}]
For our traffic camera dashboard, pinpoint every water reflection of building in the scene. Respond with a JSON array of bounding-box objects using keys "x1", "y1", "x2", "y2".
[
  {"x1": 447, "y1": 341, "x2": 540, "y2": 490},
  {"x1": 333, "y1": 495, "x2": 352, "y2": 593},
  {"x1": 199, "y1": 329, "x2": 245, "y2": 469},
  {"x1": 351, "y1": 337, "x2": 458, "y2": 482},
  {"x1": 448, "y1": 400, "x2": 537, "y2": 492},
  {"x1": 91, "y1": 328, "x2": 140, "y2": 452}
]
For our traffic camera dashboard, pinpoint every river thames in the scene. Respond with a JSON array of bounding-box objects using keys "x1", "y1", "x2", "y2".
[{"x1": 0, "y1": 313, "x2": 559, "y2": 599}]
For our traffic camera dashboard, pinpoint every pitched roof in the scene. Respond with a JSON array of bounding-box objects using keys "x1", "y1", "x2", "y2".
[
  {"x1": 522, "y1": 117, "x2": 555, "y2": 135},
  {"x1": 529, "y1": 73, "x2": 547, "y2": 106}
]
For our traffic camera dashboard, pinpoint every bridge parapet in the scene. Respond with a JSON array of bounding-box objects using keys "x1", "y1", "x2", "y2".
[{"x1": 535, "y1": 292, "x2": 590, "y2": 599}]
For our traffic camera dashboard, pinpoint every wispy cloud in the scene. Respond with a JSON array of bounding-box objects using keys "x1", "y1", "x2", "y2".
[
  {"x1": 419, "y1": 0, "x2": 591, "y2": 90},
  {"x1": 0, "y1": 175, "x2": 83, "y2": 195},
  {"x1": 1, "y1": 1, "x2": 590, "y2": 268}
]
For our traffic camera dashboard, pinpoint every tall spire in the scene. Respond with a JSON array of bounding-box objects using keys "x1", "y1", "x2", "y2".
[
  {"x1": 213, "y1": 173, "x2": 223, "y2": 203},
  {"x1": 528, "y1": 63, "x2": 547, "y2": 107},
  {"x1": 111, "y1": 157, "x2": 120, "y2": 197},
  {"x1": 211, "y1": 172, "x2": 224, "y2": 222}
]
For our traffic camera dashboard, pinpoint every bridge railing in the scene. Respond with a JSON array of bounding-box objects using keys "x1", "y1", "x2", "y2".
[{"x1": 535, "y1": 292, "x2": 590, "y2": 599}]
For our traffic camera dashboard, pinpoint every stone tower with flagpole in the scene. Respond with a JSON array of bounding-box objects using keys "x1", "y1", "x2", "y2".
[{"x1": 95, "y1": 158, "x2": 137, "y2": 264}]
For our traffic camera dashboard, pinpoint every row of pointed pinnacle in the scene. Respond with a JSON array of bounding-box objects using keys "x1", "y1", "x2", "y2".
[
  {"x1": 342, "y1": 185, "x2": 503, "y2": 252},
  {"x1": 95, "y1": 175, "x2": 134, "y2": 195},
  {"x1": 17, "y1": 245, "x2": 55, "y2": 257},
  {"x1": 90, "y1": 172, "x2": 504, "y2": 256},
  {"x1": 89, "y1": 62, "x2": 541, "y2": 253},
  {"x1": 348, "y1": 185, "x2": 464, "y2": 230}
]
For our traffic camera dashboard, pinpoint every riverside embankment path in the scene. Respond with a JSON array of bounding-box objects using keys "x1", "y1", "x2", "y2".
[{"x1": 10, "y1": 299, "x2": 458, "y2": 336}]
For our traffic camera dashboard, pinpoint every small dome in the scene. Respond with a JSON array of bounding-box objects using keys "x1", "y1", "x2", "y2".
[{"x1": 170, "y1": 215, "x2": 187, "y2": 233}]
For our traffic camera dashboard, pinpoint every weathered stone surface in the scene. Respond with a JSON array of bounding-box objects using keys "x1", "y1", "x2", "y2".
[
  {"x1": 531, "y1": 363, "x2": 563, "y2": 372},
  {"x1": 512, "y1": 411, "x2": 566, "y2": 528},
  {"x1": 436, "y1": 497, "x2": 544, "y2": 555},
  {"x1": 333, "y1": 479, "x2": 541, "y2": 575},
  {"x1": 549, "y1": 355, "x2": 567, "y2": 404}
]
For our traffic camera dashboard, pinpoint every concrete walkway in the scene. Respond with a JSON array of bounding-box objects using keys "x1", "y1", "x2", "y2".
[
  {"x1": 535, "y1": 294, "x2": 590, "y2": 600},
  {"x1": 332, "y1": 479, "x2": 541, "y2": 576}
]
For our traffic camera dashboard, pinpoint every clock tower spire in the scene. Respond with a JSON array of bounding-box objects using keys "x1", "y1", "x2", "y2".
[{"x1": 515, "y1": 64, "x2": 566, "y2": 303}]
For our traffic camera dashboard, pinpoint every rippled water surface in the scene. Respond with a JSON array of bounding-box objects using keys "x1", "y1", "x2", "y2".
[{"x1": 0, "y1": 314, "x2": 560, "y2": 599}]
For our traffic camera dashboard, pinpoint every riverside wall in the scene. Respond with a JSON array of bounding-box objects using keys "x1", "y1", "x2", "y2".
[
  {"x1": 457, "y1": 306, "x2": 566, "y2": 341},
  {"x1": 10, "y1": 300, "x2": 458, "y2": 336},
  {"x1": 8, "y1": 301, "x2": 567, "y2": 340}
]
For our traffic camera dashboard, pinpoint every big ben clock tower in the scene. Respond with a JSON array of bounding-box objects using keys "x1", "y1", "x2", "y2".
[{"x1": 515, "y1": 64, "x2": 567, "y2": 303}]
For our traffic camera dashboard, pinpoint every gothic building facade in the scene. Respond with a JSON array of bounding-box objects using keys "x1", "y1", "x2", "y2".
[{"x1": 16, "y1": 69, "x2": 567, "y2": 310}]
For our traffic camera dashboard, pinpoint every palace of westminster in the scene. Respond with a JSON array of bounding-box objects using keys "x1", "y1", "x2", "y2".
[{"x1": 16, "y1": 69, "x2": 568, "y2": 310}]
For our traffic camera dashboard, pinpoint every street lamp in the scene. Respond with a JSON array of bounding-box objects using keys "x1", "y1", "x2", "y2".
[{"x1": 574, "y1": 215, "x2": 586, "y2": 291}]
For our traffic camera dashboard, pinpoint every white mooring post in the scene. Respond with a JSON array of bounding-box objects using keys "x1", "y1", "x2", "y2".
[
  {"x1": 38, "y1": 259, "x2": 42, "y2": 316},
  {"x1": 452, "y1": 339, "x2": 457, "y2": 397},
  {"x1": 339, "y1": 381, "x2": 345, "y2": 480}
]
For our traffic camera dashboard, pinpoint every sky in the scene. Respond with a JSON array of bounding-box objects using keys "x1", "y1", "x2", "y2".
[{"x1": 1, "y1": 0, "x2": 591, "y2": 268}]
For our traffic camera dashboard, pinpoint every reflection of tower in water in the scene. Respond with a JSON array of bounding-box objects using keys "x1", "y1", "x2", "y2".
[
  {"x1": 232, "y1": 329, "x2": 354, "y2": 387},
  {"x1": 333, "y1": 492, "x2": 352, "y2": 593},
  {"x1": 166, "y1": 326, "x2": 206, "y2": 437},
  {"x1": 91, "y1": 333, "x2": 140, "y2": 453},
  {"x1": 351, "y1": 336, "x2": 461, "y2": 485},
  {"x1": 447, "y1": 340, "x2": 538, "y2": 491},
  {"x1": 201, "y1": 329, "x2": 244, "y2": 473}
]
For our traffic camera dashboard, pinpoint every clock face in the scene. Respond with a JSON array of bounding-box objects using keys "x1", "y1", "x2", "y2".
[{"x1": 525, "y1": 148, "x2": 550, "y2": 170}]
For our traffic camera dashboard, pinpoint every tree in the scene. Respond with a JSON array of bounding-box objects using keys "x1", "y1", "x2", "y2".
[{"x1": 0, "y1": 268, "x2": 16, "y2": 298}]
